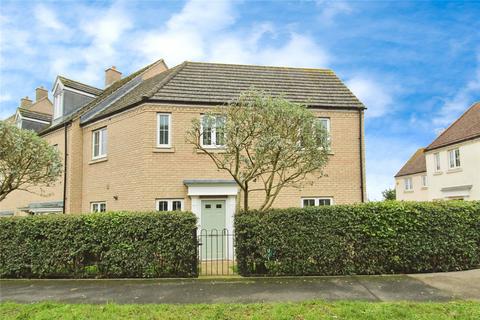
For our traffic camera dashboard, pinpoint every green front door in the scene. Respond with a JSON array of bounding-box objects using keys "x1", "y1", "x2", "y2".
[{"x1": 200, "y1": 200, "x2": 226, "y2": 260}]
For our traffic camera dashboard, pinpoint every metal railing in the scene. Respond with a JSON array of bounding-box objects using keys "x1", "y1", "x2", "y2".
[{"x1": 197, "y1": 228, "x2": 237, "y2": 276}]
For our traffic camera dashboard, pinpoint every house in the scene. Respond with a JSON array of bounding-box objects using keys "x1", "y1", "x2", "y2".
[
  {"x1": 395, "y1": 102, "x2": 480, "y2": 201},
  {"x1": 0, "y1": 59, "x2": 367, "y2": 234},
  {"x1": 4, "y1": 87, "x2": 53, "y2": 133}
]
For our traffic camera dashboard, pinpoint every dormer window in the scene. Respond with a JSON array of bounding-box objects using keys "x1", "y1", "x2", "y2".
[{"x1": 53, "y1": 84, "x2": 63, "y2": 119}]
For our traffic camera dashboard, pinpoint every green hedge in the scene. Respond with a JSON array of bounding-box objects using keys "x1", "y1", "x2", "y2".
[
  {"x1": 0, "y1": 211, "x2": 198, "y2": 278},
  {"x1": 235, "y1": 201, "x2": 480, "y2": 276}
]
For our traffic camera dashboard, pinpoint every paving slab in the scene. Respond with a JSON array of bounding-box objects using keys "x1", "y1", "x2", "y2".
[{"x1": 410, "y1": 268, "x2": 480, "y2": 300}]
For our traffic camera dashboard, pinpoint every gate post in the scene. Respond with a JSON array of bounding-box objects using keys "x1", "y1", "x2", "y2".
[{"x1": 192, "y1": 227, "x2": 198, "y2": 277}]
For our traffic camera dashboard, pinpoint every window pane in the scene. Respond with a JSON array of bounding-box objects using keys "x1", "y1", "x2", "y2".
[
  {"x1": 303, "y1": 199, "x2": 315, "y2": 207},
  {"x1": 435, "y1": 153, "x2": 440, "y2": 170},
  {"x1": 158, "y1": 114, "x2": 169, "y2": 145},
  {"x1": 100, "y1": 203, "x2": 106, "y2": 212},
  {"x1": 101, "y1": 129, "x2": 107, "y2": 156},
  {"x1": 93, "y1": 131, "x2": 100, "y2": 157},
  {"x1": 172, "y1": 201, "x2": 182, "y2": 211},
  {"x1": 215, "y1": 116, "x2": 225, "y2": 146},
  {"x1": 202, "y1": 117, "x2": 212, "y2": 146},
  {"x1": 455, "y1": 149, "x2": 460, "y2": 167},
  {"x1": 158, "y1": 201, "x2": 168, "y2": 211},
  {"x1": 319, "y1": 199, "x2": 331, "y2": 206}
]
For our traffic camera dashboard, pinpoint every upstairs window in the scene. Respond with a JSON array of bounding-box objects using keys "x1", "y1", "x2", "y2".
[
  {"x1": 157, "y1": 113, "x2": 171, "y2": 147},
  {"x1": 434, "y1": 152, "x2": 441, "y2": 171},
  {"x1": 156, "y1": 199, "x2": 184, "y2": 211},
  {"x1": 302, "y1": 197, "x2": 333, "y2": 207},
  {"x1": 91, "y1": 202, "x2": 106, "y2": 213},
  {"x1": 318, "y1": 117, "x2": 331, "y2": 137},
  {"x1": 201, "y1": 115, "x2": 225, "y2": 148},
  {"x1": 53, "y1": 86, "x2": 63, "y2": 119},
  {"x1": 448, "y1": 148, "x2": 461, "y2": 169},
  {"x1": 92, "y1": 127, "x2": 107, "y2": 159},
  {"x1": 404, "y1": 177, "x2": 413, "y2": 191}
]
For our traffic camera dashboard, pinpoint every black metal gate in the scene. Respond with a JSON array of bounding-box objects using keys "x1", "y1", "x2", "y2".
[{"x1": 197, "y1": 228, "x2": 237, "y2": 276}]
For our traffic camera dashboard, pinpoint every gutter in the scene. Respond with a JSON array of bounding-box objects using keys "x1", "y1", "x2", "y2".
[
  {"x1": 359, "y1": 109, "x2": 365, "y2": 202},
  {"x1": 62, "y1": 122, "x2": 68, "y2": 214}
]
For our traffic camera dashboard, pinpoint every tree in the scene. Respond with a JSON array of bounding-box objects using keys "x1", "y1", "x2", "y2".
[
  {"x1": 0, "y1": 121, "x2": 62, "y2": 202},
  {"x1": 186, "y1": 90, "x2": 330, "y2": 211},
  {"x1": 382, "y1": 188, "x2": 396, "y2": 201}
]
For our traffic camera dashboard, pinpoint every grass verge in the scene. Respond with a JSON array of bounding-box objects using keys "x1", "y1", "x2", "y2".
[{"x1": 1, "y1": 301, "x2": 479, "y2": 320}]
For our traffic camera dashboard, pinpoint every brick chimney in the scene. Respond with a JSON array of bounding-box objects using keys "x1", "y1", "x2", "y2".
[
  {"x1": 105, "y1": 66, "x2": 122, "y2": 87},
  {"x1": 20, "y1": 96, "x2": 32, "y2": 108},
  {"x1": 35, "y1": 86, "x2": 48, "y2": 101}
]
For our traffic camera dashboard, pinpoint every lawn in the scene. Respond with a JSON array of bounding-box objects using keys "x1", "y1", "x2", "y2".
[{"x1": 1, "y1": 301, "x2": 479, "y2": 320}]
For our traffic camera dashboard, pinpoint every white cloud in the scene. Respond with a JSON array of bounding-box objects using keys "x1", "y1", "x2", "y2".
[
  {"x1": 136, "y1": 0, "x2": 329, "y2": 68},
  {"x1": 34, "y1": 4, "x2": 65, "y2": 30},
  {"x1": 316, "y1": 0, "x2": 353, "y2": 24},
  {"x1": 0, "y1": 94, "x2": 12, "y2": 102},
  {"x1": 346, "y1": 76, "x2": 394, "y2": 118},
  {"x1": 432, "y1": 53, "x2": 480, "y2": 129}
]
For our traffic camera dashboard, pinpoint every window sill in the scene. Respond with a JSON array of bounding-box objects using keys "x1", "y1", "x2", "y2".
[
  {"x1": 433, "y1": 171, "x2": 443, "y2": 176},
  {"x1": 89, "y1": 157, "x2": 108, "y2": 165},
  {"x1": 447, "y1": 167, "x2": 462, "y2": 174},
  {"x1": 197, "y1": 148, "x2": 227, "y2": 154},
  {"x1": 153, "y1": 147, "x2": 175, "y2": 153},
  {"x1": 421, "y1": 186, "x2": 428, "y2": 190},
  {"x1": 403, "y1": 190, "x2": 414, "y2": 193}
]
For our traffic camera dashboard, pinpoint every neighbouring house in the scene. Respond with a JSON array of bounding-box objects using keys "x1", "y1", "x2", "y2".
[
  {"x1": 395, "y1": 102, "x2": 480, "y2": 201},
  {"x1": 4, "y1": 87, "x2": 53, "y2": 133},
  {"x1": 0, "y1": 59, "x2": 367, "y2": 235}
]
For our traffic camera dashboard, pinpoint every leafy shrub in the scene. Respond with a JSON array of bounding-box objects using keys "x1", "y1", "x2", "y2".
[
  {"x1": 0, "y1": 211, "x2": 197, "y2": 278},
  {"x1": 235, "y1": 201, "x2": 480, "y2": 276}
]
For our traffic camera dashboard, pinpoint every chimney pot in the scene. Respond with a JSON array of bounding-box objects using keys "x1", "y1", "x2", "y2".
[
  {"x1": 35, "y1": 86, "x2": 48, "y2": 101},
  {"x1": 20, "y1": 96, "x2": 32, "y2": 108},
  {"x1": 105, "y1": 66, "x2": 122, "y2": 87}
]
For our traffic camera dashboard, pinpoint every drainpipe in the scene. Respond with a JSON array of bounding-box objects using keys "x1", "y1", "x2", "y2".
[
  {"x1": 359, "y1": 109, "x2": 365, "y2": 202},
  {"x1": 62, "y1": 123, "x2": 68, "y2": 213}
]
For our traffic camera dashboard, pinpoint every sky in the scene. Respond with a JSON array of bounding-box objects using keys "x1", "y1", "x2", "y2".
[{"x1": 0, "y1": 0, "x2": 479, "y2": 200}]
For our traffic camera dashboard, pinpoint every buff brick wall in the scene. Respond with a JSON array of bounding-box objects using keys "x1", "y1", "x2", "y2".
[
  {"x1": 80, "y1": 103, "x2": 365, "y2": 212},
  {"x1": 0, "y1": 127, "x2": 65, "y2": 215}
]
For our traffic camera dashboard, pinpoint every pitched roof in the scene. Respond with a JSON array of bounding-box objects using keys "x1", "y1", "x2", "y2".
[
  {"x1": 395, "y1": 148, "x2": 426, "y2": 177},
  {"x1": 83, "y1": 61, "x2": 365, "y2": 124},
  {"x1": 426, "y1": 102, "x2": 480, "y2": 151},
  {"x1": 57, "y1": 76, "x2": 103, "y2": 96},
  {"x1": 41, "y1": 63, "x2": 154, "y2": 135},
  {"x1": 18, "y1": 108, "x2": 52, "y2": 122}
]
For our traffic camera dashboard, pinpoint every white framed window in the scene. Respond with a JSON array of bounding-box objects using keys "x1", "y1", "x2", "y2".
[
  {"x1": 448, "y1": 148, "x2": 461, "y2": 169},
  {"x1": 91, "y1": 202, "x2": 106, "y2": 213},
  {"x1": 157, "y1": 113, "x2": 171, "y2": 147},
  {"x1": 421, "y1": 175, "x2": 427, "y2": 187},
  {"x1": 434, "y1": 152, "x2": 441, "y2": 171},
  {"x1": 301, "y1": 197, "x2": 333, "y2": 207},
  {"x1": 201, "y1": 115, "x2": 225, "y2": 148},
  {"x1": 156, "y1": 199, "x2": 184, "y2": 211},
  {"x1": 53, "y1": 89, "x2": 63, "y2": 120},
  {"x1": 404, "y1": 177, "x2": 413, "y2": 191},
  {"x1": 92, "y1": 127, "x2": 107, "y2": 159},
  {"x1": 316, "y1": 117, "x2": 331, "y2": 148}
]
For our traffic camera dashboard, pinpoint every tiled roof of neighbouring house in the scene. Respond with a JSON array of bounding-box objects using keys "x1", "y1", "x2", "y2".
[
  {"x1": 58, "y1": 76, "x2": 103, "y2": 96},
  {"x1": 83, "y1": 61, "x2": 365, "y2": 124},
  {"x1": 395, "y1": 148, "x2": 427, "y2": 178},
  {"x1": 18, "y1": 108, "x2": 52, "y2": 122},
  {"x1": 426, "y1": 102, "x2": 480, "y2": 151}
]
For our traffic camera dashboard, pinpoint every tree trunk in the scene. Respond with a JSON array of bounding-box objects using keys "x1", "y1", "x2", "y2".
[{"x1": 243, "y1": 183, "x2": 249, "y2": 211}]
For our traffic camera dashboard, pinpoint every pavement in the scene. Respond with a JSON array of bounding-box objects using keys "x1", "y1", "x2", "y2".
[{"x1": 1, "y1": 269, "x2": 479, "y2": 304}]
